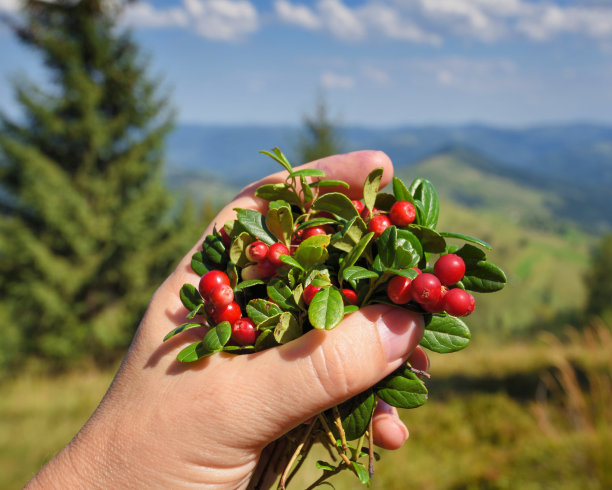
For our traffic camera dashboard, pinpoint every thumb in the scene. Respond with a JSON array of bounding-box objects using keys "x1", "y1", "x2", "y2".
[{"x1": 233, "y1": 304, "x2": 423, "y2": 442}]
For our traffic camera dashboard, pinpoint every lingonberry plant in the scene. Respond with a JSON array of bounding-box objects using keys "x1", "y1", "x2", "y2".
[{"x1": 163, "y1": 148, "x2": 507, "y2": 489}]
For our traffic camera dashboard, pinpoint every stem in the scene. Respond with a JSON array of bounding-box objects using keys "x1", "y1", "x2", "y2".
[
  {"x1": 368, "y1": 416, "x2": 375, "y2": 478},
  {"x1": 278, "y1": 419, "x2": 317, "y2": 489},
  {"x1": 285, "y1": 432, "x2": 315, "y2": 488},
  {"x1": 352, "y1": 432, "x2": 366, "y2": 462},
  {"x1": 408, "y1": 366, "x2": 431, "y2": 379},
  {"x1": 317, "y1": 414, "x2": 355, "y2": 471},
  {"x1": 332, "y1": 406, "x2": 349, "y2": 454}
]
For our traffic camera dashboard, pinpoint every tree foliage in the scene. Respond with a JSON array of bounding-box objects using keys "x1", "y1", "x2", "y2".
[
  {"x1": 584, "y1": 234, "x2": 612, "y2": 318},
  {"x1": 0, "y1": 0, "x2": 197, "y2": 370},
  {"x1": 297, "y1": 93, "x2": 344, "y2": 164}
]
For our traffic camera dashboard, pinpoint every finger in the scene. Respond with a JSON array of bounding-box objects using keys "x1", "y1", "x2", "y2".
[
  {"x1": 227, "y1": 304, "x2": 423, "y2": 445},
  {"x1": 371, "y1": 401, "x2": 409, "y2": 450}
]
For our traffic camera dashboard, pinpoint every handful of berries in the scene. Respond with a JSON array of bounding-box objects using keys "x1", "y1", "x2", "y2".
[{"x1": 164, "y1": 149, "x2": 506, "y2": 488}]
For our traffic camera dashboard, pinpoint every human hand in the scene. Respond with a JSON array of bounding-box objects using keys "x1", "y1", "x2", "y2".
[{"x1": 26, "y1": 151, "x2": 425, "y2": 489}]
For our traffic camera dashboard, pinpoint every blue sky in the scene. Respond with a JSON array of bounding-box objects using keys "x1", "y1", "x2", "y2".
[{"x1": 1, "y1": 0, "x2": 612, "y2": 126}]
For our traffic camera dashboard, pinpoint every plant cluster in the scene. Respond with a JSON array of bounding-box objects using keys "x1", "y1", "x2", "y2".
[{"x1": 164, "y1": 148, "x2": 507, "y2": 488}]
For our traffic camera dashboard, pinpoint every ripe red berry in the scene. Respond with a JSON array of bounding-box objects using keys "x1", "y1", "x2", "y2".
[
  {"x1": 219, "y1": 227, "x2": 231, "y2": 247},
  {"x1": 422, "y1": 286, "x2": 448, "y2": 313},
  {"x1": 368, "y1": 214, "x2": 391, "y2": 238},
  {"x1": 212, "y1": 301, "x2": 242, "y2": 325},
  {"x1": 387, "y1": 275, "x2": 413, "y2": 305},
  {"x1": 303, "y1": 226, "x2": 327, "y2": 239},
  {"x1": 199, "y1": 270, "x2": 230, "y2": 300},
  {"x1": 434, "y1": 254, "x2": 466, "y2": 286},
  {"x1": 303, "y1": 284, "x2": 322, "y2": 305},
  {"x1": 231, "y1": 317, "x2": 258, "y2": 346},
  {"x1": 361, "y1": 206, "x2": 380, "y2": 221},
  {"x1": 389, "y1": 201, "x2": 416, "y2": 226},
  {"x1": 341, "y1": 289, "x2": 358, "y2": 306},
  {"x1": 257, "y1": 259, "x2": 277, "y2": 279},
  {"x1": 411, "y1": 273, "x2": 442, "y2": 305},
  {"x1": 209, "y1": 283, "x2": 234, "y2": 308},
  {"x1": 268, "y1": 242, "x2": 290, "y2": 266},
  {"x1": 352, "y1": 200, "x2": 365, "y2": 214},
  {"x1": 413, "y1": 267, "x2": 422, "y2": 275},
  {"x1": 443, "y1": 288, "x2": 475, "y2": 317},
  {"x1": 246, "y1": 240, "x2": 268, "y2": 262}
]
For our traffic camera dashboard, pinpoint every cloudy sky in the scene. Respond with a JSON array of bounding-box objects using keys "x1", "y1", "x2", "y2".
[{"x1": 1, "y1": 0, "x2": 612, "y2": 126}]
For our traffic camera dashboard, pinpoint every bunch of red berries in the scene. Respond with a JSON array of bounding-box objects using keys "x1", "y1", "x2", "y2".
[{"x1": 165, "y1": 148, "x2": 506, "y2": 488}]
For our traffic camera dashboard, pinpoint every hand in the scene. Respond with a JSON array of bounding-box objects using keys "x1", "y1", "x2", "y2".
[{"x1": 26, "y1": 151, "x2": 425, "y2": 489}]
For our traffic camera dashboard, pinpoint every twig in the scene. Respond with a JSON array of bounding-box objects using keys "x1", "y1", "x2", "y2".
[
  {"x1": 285, "y1": 432, "x2": 315, "y2": 488},
  {"x1": 317, "y1": 414, "x2": 355, "y2": 471},
  {"x1": 408, "y1": 366, "x2": 431, "y2": 379},
  {"x1": 279, "y1": 419, "x2": 317, "y2": 489},
  {"x1": 332, "y1": 405, "x2": 349, "y2": 453},
  {"x1": 368, "y1": 416, "x2": 375, "y2": 478}
]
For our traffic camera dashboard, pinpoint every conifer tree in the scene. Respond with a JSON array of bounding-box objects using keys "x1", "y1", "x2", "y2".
[
  {"x1": 297, "y1": 93, "x2": 344, "y2": 163},
  {"x1": 0, "y1": 0, "x2": 196, "y2": 369}
]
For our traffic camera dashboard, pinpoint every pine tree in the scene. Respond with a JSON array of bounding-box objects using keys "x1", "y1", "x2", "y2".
[
  {"x1": 297, "y1": 93, "x2": 344, "y2": 164},
  {"x1": 0, "y1": 0, "x2": 196, "y2": 369},
  {"x1": 584, "y1": 234, "x2": 612, "y2": 318}
]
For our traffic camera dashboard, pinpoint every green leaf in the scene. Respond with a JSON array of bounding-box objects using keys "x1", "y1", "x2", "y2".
[
  {"x1": 363, "y1": 167, "x2": 384, "y2": 211},
  {"x1": 163, "y1": 322, "x2": 202, "y2": 341},
  {"x1": 266, "y1": 200, "x2": 293, "y2": 246},
  {"x1": 260, "y1": 148, "x2": 293, "y2": 173},
  {"x1": 229, "y1": 232, "x2": 255, "y2": 267},
  {"x1": 462, "y1": 261, "x2": 507, "y2": 293},
  {"x1": 177, "y1": 341, "x2": 208, "y2": 363},
  {"x1": 234, "y1": 279, "x2": 265, "y2": 291},
  {"x1": 202, "y1": 234, "x2": 227, "y2": 267},
  {"x1": 455, "y1": 243, "x2": 488, "y2": 263},
  {"x1": 374, "y1": 192, "x2": 395, "y2": 211},
  {"x1": 180, "y1": 284, "x2": 203, "y2": 311},
  {"x1": 376, "y1": 367, "x2": 428, "y2": 409},
  {"x1": 408, "y1": 225, "x2": 446, "y2": 253},
  {"x1": 410, "y1": 178, "x2": 439, "y2": 228},
  {"x1": 301, "y1": 176, "x2": 314, "y2": 204},
  {"x1": 316, "y1": 461, "x2": 337, "y2": 472},
  {"x1": 254, "y1": 329, "x2": 277, "y2": 351},
  {"x1": 312, "y1": 193, "x2": 359, "y2": 220},
  {"x1": 267, "y1": 277, "x2": 298, "y2": 311},
  {"x1": 351, "y1": 461, "x2": 370, "y2": 485},
  {"x1": 246, "y1": 299, "x2": 283, "y2": 326},
  {"x1": 392, "y1": 176, "x2": 416, "y2": 205},
  {"x1": 236, "y1": 209, "x2": 276, "y2": 245},
  {"x1": 186, "y1": 303, "x2": 204, "y2": 320},
  {"x1": 396, "y1": 229, "x2": 423, "y2": 268},
  {"x1": 308, "y1": 287, "x2": 345, "y2": 330},
  {"x1": 191, "y1": 251, "x2": 210, "y2": 276},
  {"x1": 255, "y1": 183, "x2": 302, "y2": 206},
  {"x1": 331, "y1": 216, "x2": 366, "y2": 253},
  {"x1": 273, "y1": 312, "x2": 302, "y2": 344},
  {"x1": 280, "y1": 254, "x2": 304, "y2": 271},
  {"x1": 289, "y1": 168, "x2": 326, "y2": 178},
  {"x1": 338, "y1": 389, "x2": 375, "y2": 440},
  {"x1": 377, "y1": 225, "x2": 398, "y2": 268},
  {"x1": 203, "y1": 322, "x2": 232, "y2": 352},
  {"x1": 344, "y1": 305, "x2": 359, "y2": 315},
  {"x1": 297, "y1": 217, "x2": 338, "y2": 230},
  {"x1": 420, "y1": 314, "x2": 471, "y2": 353},
  {"x1": 342, "y1": 266, "x2": 379, "y2": 283},
  {"x1": 309, "y1": 179, "x2": 350, "y2": 189},
  {"x1": 339, "y1": 232, "x2": 374, "y2": 276},
  {"x1": 294, "y1": 234, "x2": 331, "y2": 268},
  {"x1": 439, "y1": 232, "x2": 492, "y2": 250}
]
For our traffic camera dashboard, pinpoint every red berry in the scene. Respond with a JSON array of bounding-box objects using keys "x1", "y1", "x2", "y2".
[
  {"x1": 443, "y1": 289, "x2": 475, "y2": 317},
  {"x1": 219, "y1": 227, "x2": 231, "y2": 247},
  {"x1": 257, "y1": 258, "x2": 276, "y2": 279},
  {"x1": 434, "y1": 254, "x2": 466, "y2": 286},
  {"x1": 387, "y1": 275, "x2": 413, "y2": 305},
  {"x1": 303, "y1": 284, "x2": 322, "y2": 305},
  {"x1": 268, "y1": 242, "x2": 290, "y2": 266},
  {"x1": 246, "y1": 240, "x2": 268, "y2": 262},
  {"x1": 413, "y1": 267, "x2": 422, "y2": 275},
  {"x1": 352, "y1": 200, "x2": 365, "y2": 214},
  {"x1": 231, "y1": 317, "x2": 258, "y2": 346},
  {"x1": 361, "y1": 206, "x2": 380, "y2": 221},
  {"x1": 341, "y1": 289, "x2": 358, "y2": 306},
  {"x1": 212, "y1": 301, "x2": 242, "y2": 325},
  {"x1": 199, "y1": 270, "x2": 230, "y2": 300},
  {"x1": 368, "y1": 214, "x2": 391, "y2": 238},
  {"x1": 422, "y1": 286, "x2": 448, "y2": 313},
  {"x1": 209, "y1": 283, "x2": 234, "y2": 308},
  {"x1": 389, "y1": 201, "x2": 416, "y2": 226},
  {"x1": 303, "y1": 226, "x2": 327, "y2": 239},
  {"x1": 411, "y1": 273, "x2": 442, "y2": 305}
]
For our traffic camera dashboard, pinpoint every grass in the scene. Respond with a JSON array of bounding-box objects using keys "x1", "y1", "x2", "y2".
[{"x1": 3, "y1": 321, "x2": 611, "y2": 490}]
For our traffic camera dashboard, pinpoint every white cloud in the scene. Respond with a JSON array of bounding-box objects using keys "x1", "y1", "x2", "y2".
[
  {"x1": 517, "y1": 5, "x2": 612, "y2": 41},
  {"x1": 123, "y1": 0, "x2": 258, "y2": 41},
  {"x1": 275, "y1": 0, "x2": 320, "y2": 30},
  {"x1": 362, "y1": 65, "x2": 390, "y2": 85},
  {"x1": 318, "y1": 0, "x2": 365, "y2": 41},
  {"x1": 361, "y1": 3, "x2": 441, "y2": 44},
  {"x1": 0, "y1": 0, "x2": 20, "y2": 13},
  {"x1": 320, "y1": 71, "x2": 355, "y2": 89}
]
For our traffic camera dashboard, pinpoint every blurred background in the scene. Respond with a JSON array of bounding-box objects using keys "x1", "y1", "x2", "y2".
[{"x1": 1, "y1": 0, "x2": 612, "y2": 488}]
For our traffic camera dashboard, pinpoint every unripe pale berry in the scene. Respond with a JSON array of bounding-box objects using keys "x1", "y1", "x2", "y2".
[
  {"x1": 368, "y1": 214, "x2": 391, "y2": 238},
  {"x1": 443, "y1": 288, "x2": 475, "y2": 317},
  {"x1": 411, "y1": 273, "x2": 442, "y2": 305},
  {"x1": 389, "y1": 201, "x2": 416, "y2": 226},
  {"x1": 199, "y1": 270, "x2": 230, "y2": 300},
  {"x1": 246, "y1": 240, "x2": 268, "y2": 262},
  {"x1": 434, "y1": 254, "x2": 466, "y2": 286}
]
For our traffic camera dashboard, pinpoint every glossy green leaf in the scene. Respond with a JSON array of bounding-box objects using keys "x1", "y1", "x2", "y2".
[
  {"x1": 377, "y1": 225, "x2": 398, "y2": 268},
  {"x1": 186, "y1": 303, "x2": 204, "y2": 320},
  {"x1": 289, "y1": 168, "x2": 326, "y2": 178},
  {"x1": 273, "y1": 312, "x2": 302, "y2": 344},
  {"x1": 180, "y1": 284, "x2": 203, "y2": 311},
  {"x1": 260, "y1": 148, "x2": 293, "y2": 173},
  {"x1": 455, "y1": 243, "x2": 488, "y2": 263},
  {"x1": 408, "y1": 225, "x2": 446, "y2": 253},
  {"x1": 363, "y1": 167, "x2": 384, "y2": 211},
  {"x1": 254, "y1": 329, "x2": 277, "y2": 351},
  {"x1": 309, "y1": 179, "x2": 350, "y2": 189},
  {"x1": 190, "y1": 251, "x2": 210, "y2": 276},
  {"x1": 266, "y1": 200, "x2": 293, "y2": 246},
  {"x1": 376, "y1": 367, "x2": 428, "y2": 409},
  {"x1": 462, "y1": 261, "x2": 507, "y2": 293},
  {"x1": 203, "y1": 322, "x2": 232, "y2": 352},
  {"x1": 396, "y1": 229, "x2": 423, "y2": 268},
  {"x1": 439, "y1": 231, "x2": 492, "y2": 250},
  {"x1": 342, "y1": 265, "x2": 379, "y2": 283},
  {"x1": 234, "y1": 279, "x2": 265, "y2": 291},
  {"x1": 296, "y1": 217, "x2": 338, "y2": 231},
  {"x1": 163, "y1": 322, "x2": 202, "y2": 342},
  {"x1": 420, "y1": 314, "x2": 471, "y2": 353},
  {"x1": 236, "y1": 209, "x2": 276, "y2": 245},
  {"x1": 308, "y1": 287, "x2": 344, "y2": 330},
  {"x1": 392, "y1": 176, "x2": 416, "y2": 206},
  {"x1": 316, "y1": 461, "x2": 337, "y2": 472},
  {"x1": 343, "y1": 304, "x2": 359, "y2": 315},
  {"x1": 246, "y1": 299, "x2": 283, "y2": 326},
  {"x1": 312, "y1": 193, "x2": 359, "y2": 220},
  {"x1": 331, "y1": 216, "x2": 366, "y2": 253},
  {"x1": 202, "y1": 234, "x2": 227, "y2": 266},
  {"x1": 410, "y1": 178, "x2": 439, "y2": 228},
  {"x1": 374, "y1": 192, "x2": 395, "y2": 211},
  {"x1": 338, "y1": 389, "x2": 375, "y2": 441},
  {"x1": 351, "y1": 461, "x2": 370, "y2": 485},
  {"x1": 176, "y1": 341, "x2": 207, "y2": 363},
  {"x1": 339, "y1": 232, "x2": 374, "y2": 276},
  {"x1": 280, "y1": 254, "x2": 304, "y2": 271},
  {"x1": 255, "y1": 183, "x2": 301, "y2": 206},
  {"x1": 294, "y1": 234, "x2": 330, "y2": 268},
  {"x1": 267, "y1": 277, "x2": 298, "y2": 311}
]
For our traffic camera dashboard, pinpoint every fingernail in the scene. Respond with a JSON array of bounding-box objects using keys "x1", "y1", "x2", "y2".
[{"x1": 376, "y1": 308, "x2": 420, "y2": 364}]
